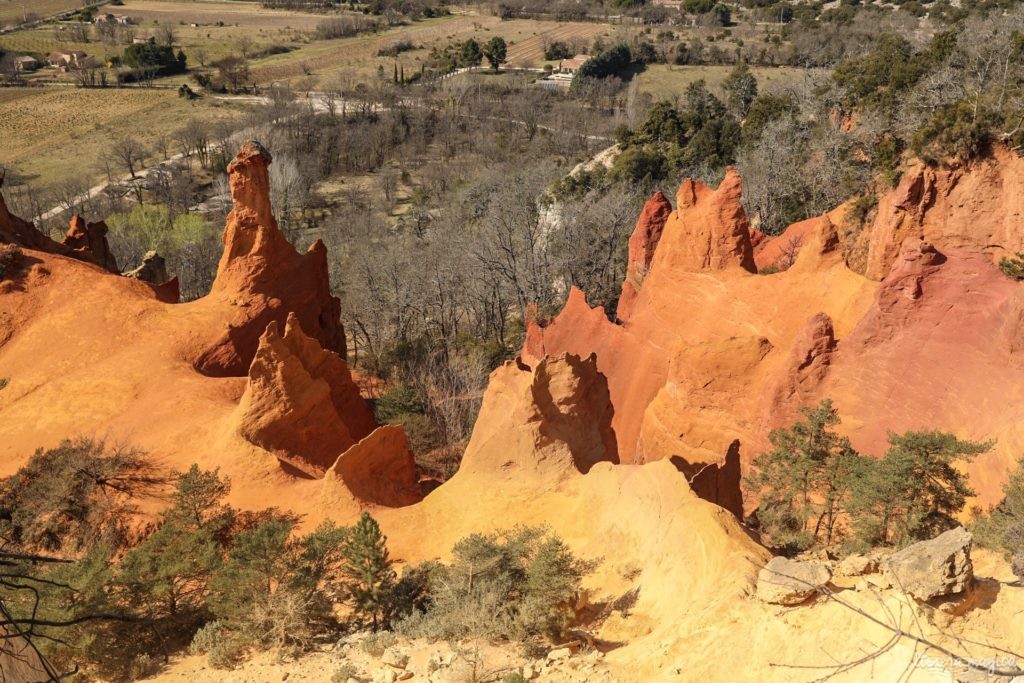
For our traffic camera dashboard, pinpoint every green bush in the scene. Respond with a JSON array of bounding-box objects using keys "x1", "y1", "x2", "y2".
[{"x1": 397, "y1": 527, "x2": 586, "y2": 645}]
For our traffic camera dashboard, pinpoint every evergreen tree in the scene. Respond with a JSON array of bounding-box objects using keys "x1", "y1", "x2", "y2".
[
  {"x1": 723, "y1": 62, "x2": 758, "y2": 118},
  {"x1": 747, "y1": 400, "x2": 859, "y2": 551},
  {"x1": 341, "y1": 512, "x2": 397, "y2": 629},
  {"x1": 483, "y1": 36, "x2": 507, "y2": 72},
  {"x1": 848, "y1": 431, "x2": 991, "y2": 546},
  {"x1": 975, "y1": 460, "x2": 1024, "y2": 581}
]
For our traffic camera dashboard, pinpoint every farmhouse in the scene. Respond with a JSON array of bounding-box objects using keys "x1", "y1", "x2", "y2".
[
  {"x1": 558, "y1": 55, "x2": 591, "y2": 75},
  {"x1": 94, "y1": 13, "x2": 134, "y2": 25},
  {"x1": 47, "y1": 51, "x2": 96, "y2": 70},
  {"x1": 13, "y1": 56, "x2": 39, "y2": 73}
]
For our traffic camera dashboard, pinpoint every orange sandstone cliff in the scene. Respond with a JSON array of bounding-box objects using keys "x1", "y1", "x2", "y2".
[
  {"x1": 525, "y1": 155, "x2": 1024, "y2": 511},
  {"x1": 0, "y1": 141, "x2": 417, "y2": 518}
]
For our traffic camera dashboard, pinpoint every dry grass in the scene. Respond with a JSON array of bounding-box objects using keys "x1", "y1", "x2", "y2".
[
  {"x1": 251, "y1": 16, "x2": 621, "y2": 88},
  {"x1": 0, "y1": 86, "x2": 244, "y2": 192},
  {"x1": 634, "y1": 63, "x2": 814, "y2": 100},
  {"x1": 0, "y1": 0, "x2": 84, "y2": 26}
]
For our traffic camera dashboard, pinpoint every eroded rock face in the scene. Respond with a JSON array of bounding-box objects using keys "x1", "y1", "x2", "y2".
[
  {"x1": 195, "y1": 141, "x2": 345, "y2": 377},
  {"x1": 236, "y1": 313, "x2": 375, "y2": 477},
  {"x1": 882, "y1": 526, "x2": 974, "y2": 601},
  {"x1": 463, "y1": 352, "x2": 617, "y2": 479},
  {"x1": 655, "y1": 168, "x2": 757, "y2": 274},
  {"x1": 125, "y1": 250, "x2": 180, "y2": 303},
  {"x1": 125, "y1": 250, "x2": 168, "y2": 284},
  {"x1": 62, "y1": 215, "x2": 118, "y2": 272},
  {"x1": 322, "y1": 424, "x2": 421, "y2": 509},
  {"x1": 764, "y1": 313, "x2": 836, "y2": 429},
  {"x1": 618, "y1": 191, "x2": 673, "y2": 322},
  {"x1": 861, "y1": 150, "x2": 1024, "y2": 279}
]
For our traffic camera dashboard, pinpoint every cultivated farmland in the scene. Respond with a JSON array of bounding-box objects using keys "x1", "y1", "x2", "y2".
[{"x1": 0, "y1": 87, "x2": 244, "y2": 195}]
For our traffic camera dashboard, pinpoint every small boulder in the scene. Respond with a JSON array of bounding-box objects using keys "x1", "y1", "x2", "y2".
[
  {"x1": 836, "y1": 554, "x2": 879, "y2": 577},
  {"x1": 380, "y1": 647, "x2": 409, "y2": 670},
  {"x1": 756, "y1": 556, "x2": 831, "y2": 605},
  {"x1": 883, "y1": 526, "x2": 974, "y2": 601}
]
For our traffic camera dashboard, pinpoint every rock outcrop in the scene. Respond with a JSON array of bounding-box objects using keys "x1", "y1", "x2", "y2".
[
  {"x1": 0, "y1": 180, "x2": 63, "y2": 253},
  {"x1": 756, "y1": 556, "x2": 831, "y2": 605},
  {"x1": 463, "y1": 352, "x2": 617, "y2": 480},
  {"x1": 194, "y1": 141, "x2": 346, "y2": 377},
  {"x1": 860, "y1": 149, "x2": 1024, "y2": 279},
  {"x1": 125, "y1": 250, "x2": 168, "y2": 284},
  {"x1": 62, "y1": 215, "x2": 118, "y2": 272},
  {"x1": 236, "y1": 313, "x2": 376, "y2": 477},
  {"x1": 655, "y1": 168, "x2": 756, "y2": 274},
  {"x1": 882, "y1": 526, "x2": 974, "y2": 601},
  {"x1": 322, "y1": 424, "x2": 421, "y2": 509},
  {"x1": 125, "y1": 250, "x2": 180, "y2": 303},
  {"x1": 763, "y1": 313, "x2": 837, "y2": 429},
  {"x1": 617, "y1": 190, "x2": 672, "y2": 322}
]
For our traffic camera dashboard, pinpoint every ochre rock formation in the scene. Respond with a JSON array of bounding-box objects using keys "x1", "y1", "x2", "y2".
[
  {"x1": 195, "y1": 141, "x2": 345, "y2": 377},
  {"x1": 463, "y1": 352, "x2": 617, "y2": 481},
  {"x1": 656, "y1": 168, "x2": 756, "y2": 274},
  {"x1": 617, "y1": 190, "x2": 672, "y2": 322},
  {"x1": 859, "y1": 149, "x2": 1024, "y2": 279},
  {"x1": 0, "y1": 140, "x2": 417, "y2": 522},
  {"x1": 236, "y1": 313, "x2": 376, "y2": 477},
  {"x1": 62, "y1": 215, "x2": 119, "y2": 272},
  {"x1": 321, "y1": 424, "x2": 421, "y2": 510},
  {"x1": 525, "y1": 154, "x2": 1024, "y2": 512}
]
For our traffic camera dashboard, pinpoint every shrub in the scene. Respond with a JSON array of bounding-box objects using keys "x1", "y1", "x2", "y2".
[
  {"x1": 0, "y1": 438, "x2": 165, "y2": 553},
  {"x1": 999, "y1": 253, "x2": 1024, "y2": 281},
  {"x1": 360, "y1": 630, "x2": 397, "y2": 657},
  {"x1": 974, "y1": 460, "x2": 1024, "y2": 581},
  {"x1": 128, "y1": 653, "x2": 159, "y2": 680},
  {"x1": 377, "y1": 39, "x2": 415, "y2": 57},
  {"x1": 397, "y1": 527, "x2": 586, "y2": 645},
  {"x1": 544, "y1": 41, "x2": 573, "y2": 61},
  {"x1": 189, "y1": 620, "x2": 226, "y2": 656},
  {"x1": 0, "y1": 243, "x2": 21, "y2": 279},
  {"x1": 0, "y1": 377, "x2": 7, "y2": 391},
  {"x1": 332, "y1": 664, "x2": 359, "y2": 682}
]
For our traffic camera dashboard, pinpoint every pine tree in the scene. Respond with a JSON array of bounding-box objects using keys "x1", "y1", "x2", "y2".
[
  {"x1": 341, "y1": 512, "x2": 396, "y2": 629},
  {"x1": 848, "y1": 431, "x2": 991, "y2": 546},
  {"x1": 393, "y1": 63, "x2": 398, "y2": 84},
  {"x1": 974, "y1": 460, "x2": 1024, "y2": 581},
  {"x1": 747, "y1": 400, "x2": 859, "y2": 551}
]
